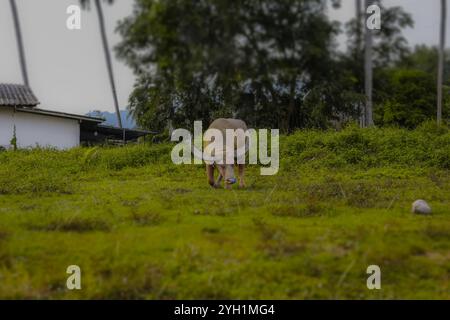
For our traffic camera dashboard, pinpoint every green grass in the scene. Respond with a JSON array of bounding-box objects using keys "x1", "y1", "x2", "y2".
[{"x1": 0, "y1": 124, "x2": 449, "y2": 299}]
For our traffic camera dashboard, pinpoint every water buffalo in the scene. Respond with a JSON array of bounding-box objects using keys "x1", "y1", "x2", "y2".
[{"x1": 204, "y1": 118, "x2": 248, "y2": 189}]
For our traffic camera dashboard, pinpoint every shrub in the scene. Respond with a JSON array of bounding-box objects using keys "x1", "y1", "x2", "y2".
[
  {"x1": 0, "y1": 126, "x2": 448, "y2": 195},
  {"x1": 282, "y1": 124, "x2": 449, "y2": 169}
]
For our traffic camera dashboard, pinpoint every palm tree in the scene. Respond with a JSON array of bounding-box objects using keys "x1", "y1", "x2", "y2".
[
  {"x1": 437, "y1": 0, "x2": 447, "y2": 125},
  {"x1": 355, "y1": 0, "x2": 363, "y2": 55},
  {"x1": 355, "y1": 0, "x2": 364, "y2": 126},
  {"x1": 364, "y1": 0, "x2": 374, "y2": 127},
  {"x1": 80, "y1": 0, "x2": 123, "y2": 129},
  {"x1": 9, "y1": 0, "x2": 29, "y2": 87}
]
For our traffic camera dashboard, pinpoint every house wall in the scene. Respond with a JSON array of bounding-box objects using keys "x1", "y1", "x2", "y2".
[{"x1": 0, "y1": 107, "x2": 80, "y2": 149}]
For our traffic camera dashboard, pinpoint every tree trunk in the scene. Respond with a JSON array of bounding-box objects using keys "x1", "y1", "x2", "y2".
[
  {"x1": 94, "y1": 0, "x2": 123, "y2": 129},
  {"x1": 437, "y1": 0, "x2": 447, "y2": 125},
  {"x1": 9, "y1": 0, "x2": 29, "y2": 87},
  {"x1": 282, "y1": 78, "x2": 296, "y2": 133},
  {"x1": 364, "y1": 0, "x2": 374, "y2": 127},
  {"x1": 355, "y1": 0, "x2": 364, "y2": 127},
  {"x1": 355, "y1": 0, "x2": 363, "y2": 54}
]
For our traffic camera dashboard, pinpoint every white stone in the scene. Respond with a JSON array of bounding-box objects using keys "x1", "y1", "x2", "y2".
[{"x1": 411, "y1": 200, "x2": 432, "y2": 215}]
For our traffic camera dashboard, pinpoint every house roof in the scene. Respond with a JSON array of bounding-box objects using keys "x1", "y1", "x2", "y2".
[
  {"x1": 15, "y1": 107, "x2": 105, "y2": 123},
  {"x1": 0, "y1": 83, "x2": 40, "y2": 107}
]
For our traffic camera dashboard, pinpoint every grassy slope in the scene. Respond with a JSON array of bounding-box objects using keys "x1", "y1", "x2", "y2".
[{"x1": 0, "y1": 124, "x2": 449, "y2": 299}]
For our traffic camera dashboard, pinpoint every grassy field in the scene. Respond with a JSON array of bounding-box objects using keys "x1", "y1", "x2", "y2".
[{"x1": 0, "y1": 124, "x2": 449, "y2": 299}]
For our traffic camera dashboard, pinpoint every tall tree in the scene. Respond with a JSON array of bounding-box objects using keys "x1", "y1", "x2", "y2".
[
  {"x1": 9, "y1": 0, "x2": 29, "y2": 87},
  {"x1": 355, "y1": 0, "x2": 364, "y2": 126},
  {"x1": 364, "y1": 0, "x2": 374, "y2": 126},
  {"x1": 437, "y1": 0, "x2": 447, "y2": 125},
  {"x1": 345, "y1": 1, "x2": 412, "y2": 126},
  {"x1": 355, "y1": 0, "x2": 363, "y2": 52},
  {"x1": 80, "y1": 0, "x2": 123, "y2": 129}
]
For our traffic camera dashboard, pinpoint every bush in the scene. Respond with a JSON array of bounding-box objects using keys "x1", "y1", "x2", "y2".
[
  {"x1": 283, "y1": 124, "x2": 449, "y2": 169},
  {"x1": 0, "y1": 126, "x2": 448, "y2": 195}
]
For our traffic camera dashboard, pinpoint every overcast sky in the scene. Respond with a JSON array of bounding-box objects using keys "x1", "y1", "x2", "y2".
[{"x1": 0, "y1": 0, "x2": 448, "y2": 115}]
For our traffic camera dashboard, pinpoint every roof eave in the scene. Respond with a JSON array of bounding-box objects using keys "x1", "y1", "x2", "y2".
[{"x1": 14, "y1": 106, "x2": 105, "y2": 123}]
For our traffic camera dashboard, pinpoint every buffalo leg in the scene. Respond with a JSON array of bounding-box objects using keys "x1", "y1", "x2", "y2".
[
  {"x1": 214, "y1": 174, "x2": 223, "y2": 188},
  {"x1": 206, "y1": 165, "x2": 215, "y2": 188},
  {"x1": 238, "y1": 164, "x2": 246, "y2": 188}
]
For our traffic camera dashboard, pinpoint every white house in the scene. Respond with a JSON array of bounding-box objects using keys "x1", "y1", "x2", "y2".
[
  {"x1": 0, "y1": 107, "x2": 82, "y2": 149},
  {"x1": 0, "y1": 83, "x2": 151, "y2": 149},
  {"x1": 0, "y1": 83, "x2": 104, "y2": 149}
]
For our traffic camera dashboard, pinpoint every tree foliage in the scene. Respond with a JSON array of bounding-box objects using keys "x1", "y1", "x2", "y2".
[
  {"x1": 115, "y1": 0, "x2": 443, "y2": 131},
  {"x1": 375, "y1": 69, "x2": 437, "y2": 128},
  {"x1": 399, "y1": 45, "x2": 450, "y2": 85},
  {"x1": 116, "y1": 0, "x2": 362, "y2": 132},
  {"x1": 373, "y1": 46, "x2": 450, "y2": 128}
]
